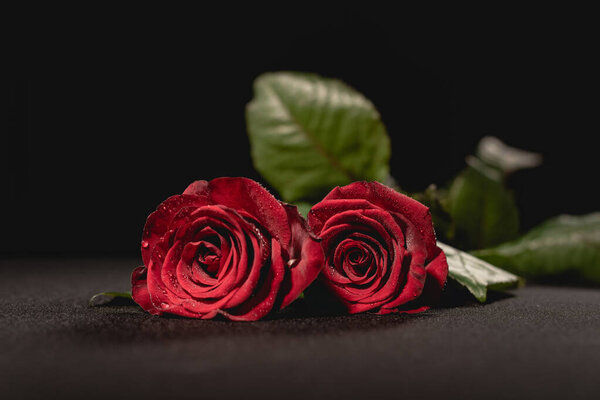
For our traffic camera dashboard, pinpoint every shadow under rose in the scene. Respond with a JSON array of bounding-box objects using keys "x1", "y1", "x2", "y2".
[
  {"x1": 68, "y1": 298, "x2": 432, "y2": 344},
  {"x1": 436, "y1": 279, "x2": 517, "y2": 309},
  {"x1": 73, "y1": 279, "x2": 521, "y2": 344}
]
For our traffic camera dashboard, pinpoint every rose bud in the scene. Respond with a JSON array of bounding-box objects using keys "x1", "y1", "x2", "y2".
[
  {"x1": 131, "y1": 177, "x2": 324, "y2": 321},
  {"x1": 307, "y1": 181, "x2": 448, "y2": 314}
]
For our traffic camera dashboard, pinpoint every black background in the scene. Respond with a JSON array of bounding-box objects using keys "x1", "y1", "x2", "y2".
[{"x1": 4, "y1": 8, "x2": 598, "y2": 256}]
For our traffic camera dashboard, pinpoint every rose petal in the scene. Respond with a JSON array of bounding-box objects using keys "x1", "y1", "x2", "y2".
[
  {"x1": 146, "y1": 247, "x2": 198, "y2": 317},
  {"x1": 378, "y1": 250, "x2": 427, "y2": 311},
  {"x1": 176, "y1": 242, "x2": 215, "y2": 294},
  {"x1": 222, "y1": 227, "x2": 270, "y2": 310},
  {"x1": 277, "y1": 204, "x2": 324, "y2": 309},
  {"x1": 347, "y1": 243, "x2": 405, "y2": 303},
  {"x1": 179, "y1": 290, "x2": 238, "y2": 315},
  {"x1": 320, "y1": 210, "x2": 396, "y2": 254},
  {"x1": 219, "y1": 239, "x2": 285, "y2": 321},
  {"x1": 320, "y1": 210, "x2": 397, "y2": 284},
  {"x1": 172, "y1": 208, "x2": 252, "y2": 300},
  {"x1": 182, "y1": 180, "x2": 210, "y2": 197},
  {"x1": 345, "y1": 233, "x2": 388, "y2": 288},
  {"x1": 317, "y1": 181, "x2": 438, "y2": 258},
  {"x1": 160, "y1": 240, "x2": 191, "y2": 299},
  {"x1": 308, "y1": 199, "x2": 380, "y2": 234},
  {"x1": 141, "y1": 194, "x2": 209, "y2": 267},
  {"x1": 319, "y1": 211, "x2": 396, "y2": 300},
  {"x1": 337, "y1": 240, "x2": 372, "y2": 280},
  {"x1": 171, "y1": 206, "x2": 256, "y2": 297},
  {"x1": 185, "y1": 177, "x2": 292, "y2": 248},
  {"x1": 420, "y1": 246, "x2": 449, "y2": 303},
  {"x1": 131, "y1": 266, "x2": 162, "y2": 315}
]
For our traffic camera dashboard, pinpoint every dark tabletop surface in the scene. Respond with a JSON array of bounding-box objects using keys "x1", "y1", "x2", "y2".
[{"x1": 1, "y1": 258, "x2": 599, "y2": 400}]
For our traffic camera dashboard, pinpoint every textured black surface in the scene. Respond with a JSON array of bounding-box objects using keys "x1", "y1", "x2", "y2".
[{"x1": 1, "y1": 258, "x2": 599, "y2": 399}]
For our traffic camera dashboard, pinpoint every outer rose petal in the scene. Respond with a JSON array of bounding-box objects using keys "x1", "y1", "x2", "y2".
[
  {"x1": 182, "y1": 180, "x2": 209, "y2": 197},
  {"x1": 375, "y1": 251, "x2": 427, "y2": 311},
  {"x1": 308, "y1": 199, "x2": 380, "y2": 234},
  {"x1": 420, "y1": 247, "x2": 449, "y2": 301},
  {"x1": 141, "y1": 194, "x2": 210, "y2": 267},
  {"x1": 146, "y1": 246, "x2": 198, "y2": 318},
  {"x1": 278, "y1": 204, "x2": 324, "y2": 309},
  {"x1": 131, "y1": 266, "x2": 161, "y2": 315},
  {"x1": 183, "y1": 177, "x2": 292, "y2": 247}
]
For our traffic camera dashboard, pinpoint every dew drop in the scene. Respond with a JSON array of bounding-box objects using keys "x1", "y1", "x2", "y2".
[
  {"x1": 141, "y1": 240, "x2": 149, "y2": 248},
  {"x1": 287, "y1": 258, "x2": 298, "y2": 268}
]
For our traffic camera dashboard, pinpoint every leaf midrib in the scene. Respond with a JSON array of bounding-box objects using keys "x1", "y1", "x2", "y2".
[{"x1": 265, "y1": 83, "x2": 358, "y2": 182}]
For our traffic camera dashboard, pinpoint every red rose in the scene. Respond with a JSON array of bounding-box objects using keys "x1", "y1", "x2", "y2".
[
  {"x1": 307, "y1": 181, "x2": 448, "y2": 314},
  {"x1": 131, "y1": 177, "x2": 324, "y2": 321}
]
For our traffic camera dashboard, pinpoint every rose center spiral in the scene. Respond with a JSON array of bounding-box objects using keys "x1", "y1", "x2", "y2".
[
  {"x1": 347, "y1": 249, "x2": 367, "y2": 265},
  {"x1": 197, "y1": 241, "x2": 221, "y2": 276},
  {"x1": 342, "y1": 244, "x2": 374, "y2": 279}
]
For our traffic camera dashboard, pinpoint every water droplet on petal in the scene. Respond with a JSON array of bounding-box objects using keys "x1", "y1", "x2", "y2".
[
  {"x1": 141, "y1": 240, "x2": 149, "y2": 248},
  {"x1": 287, "y1": 258, "x2": 298, "y2": 268}
]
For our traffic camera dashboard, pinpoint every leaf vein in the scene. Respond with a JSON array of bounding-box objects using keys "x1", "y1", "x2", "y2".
[{"x1": 265, "y1": 83, "x2": 358, "y2": 182}]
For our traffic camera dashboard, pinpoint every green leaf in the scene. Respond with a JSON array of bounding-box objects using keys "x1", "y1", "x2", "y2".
[
  {"x1": 294, "y1": 201, "x2": 313, "y2": 218},
  {"x1": 475, "y1": 136, "x2": 542, "y2": 175},
  {"x1": 410, "y1": 184, "x2": 452, "y2": 243},
  {"x1": 89, "y1": 291, "x2": 133, "y2": 306},
  {"x1": 439, "y1": 242, "x2": 523, "y2": 302},
  {"x1": 447, "y1": 165, "x2": 519, "y2": 250},
  {"x1": 246, "y1": 72, "x2": 391, "y2": 203},
  {"x1": 472, "y1": 213, "x2": 600, "y2": 283}
]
